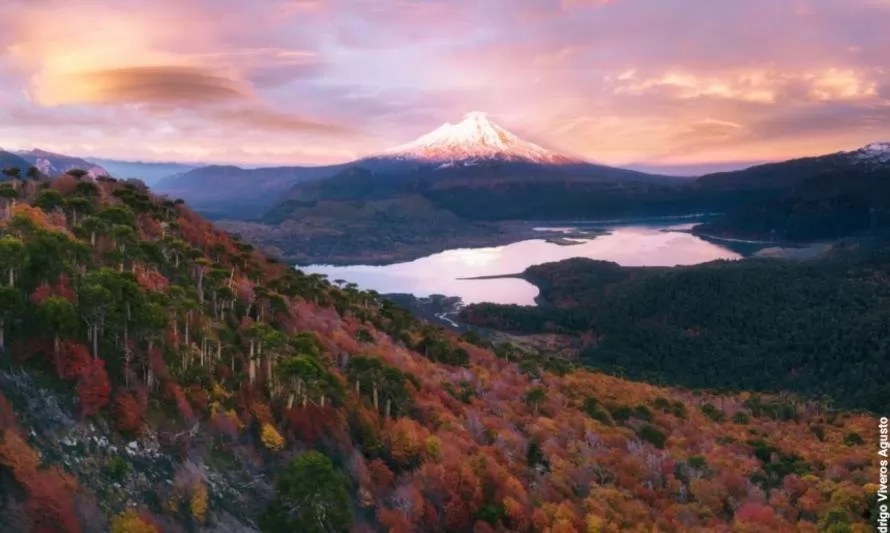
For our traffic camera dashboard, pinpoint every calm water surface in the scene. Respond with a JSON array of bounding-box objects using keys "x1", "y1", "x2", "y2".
[{"x1": 302, "y1": 224, "x2": 745, "y2": 305}]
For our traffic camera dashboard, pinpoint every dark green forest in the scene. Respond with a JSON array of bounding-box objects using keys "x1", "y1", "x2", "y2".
[{"x1": 460, "y1": 249, "x2": 890, "y2": 412}]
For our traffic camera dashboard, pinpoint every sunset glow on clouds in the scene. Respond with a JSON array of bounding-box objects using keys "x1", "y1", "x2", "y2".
[{"x1": 1, "y1": 0, "x2": 889, "y2": 171}]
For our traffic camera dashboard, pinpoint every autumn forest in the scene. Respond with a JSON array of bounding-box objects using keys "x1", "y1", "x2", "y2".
[{"x1": 0, "y1": 169, "x2": 882, "y2": 532}]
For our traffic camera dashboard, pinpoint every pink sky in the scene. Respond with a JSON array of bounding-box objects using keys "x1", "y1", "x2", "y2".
[{"x1": 1, "y1": 0, "x2": 889, "y2": 172}]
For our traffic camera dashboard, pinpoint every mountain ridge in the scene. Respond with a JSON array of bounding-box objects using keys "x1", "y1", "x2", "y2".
[
  {"x1": 15, "y1": 149, "x2": 109, "y2": 179},
  {"x1": 0, "y1": 150, "x2": 31, "y2": 175},
  {"x1": 154, "y1": 114, "x2": 678, "y2": 217},
  {"x1": 84, "y1": 157, "x2": 202, "y2": 185}
]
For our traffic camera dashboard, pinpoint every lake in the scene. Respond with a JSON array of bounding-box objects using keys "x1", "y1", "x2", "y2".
[{"x1": 300, "y1": 222, "x2": 762, "y2": 306}]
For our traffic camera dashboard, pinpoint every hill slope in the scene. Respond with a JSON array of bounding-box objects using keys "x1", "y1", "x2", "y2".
[
  {"x1": 0, "y1": 151, "x2": 31, "y2": 175},
  {"x1": 0, "y1": 174, "x2": 879, "y2": 532},
  {"x1": 694, "y1": 143, "x2": 890, "y2": 241},
  {"x1": 153, "y1": 163, "x2": 352, "y2": 219},
  {"x1": 460, "y1": 252, "x2": 890, "y2": 412}
]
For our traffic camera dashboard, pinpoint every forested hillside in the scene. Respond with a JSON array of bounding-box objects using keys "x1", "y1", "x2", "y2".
[
  {"x1": 0, "y1": 171, "x2": 880, "y2": 532},
  {"x1": 460, "y1": 255, "x2": 890, "y2": 413},
  {"x1": 694, "y1": 154, "x2": 890, "y2": 242}
]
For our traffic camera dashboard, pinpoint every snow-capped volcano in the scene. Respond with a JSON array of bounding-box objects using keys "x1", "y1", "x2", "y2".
[{"x1": 384, "y1": 112, "x2": 581, "y2": 165}]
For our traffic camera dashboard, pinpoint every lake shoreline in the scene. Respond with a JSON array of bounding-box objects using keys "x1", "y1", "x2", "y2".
[
  {"x1": 291, "y1": 221, "x2": 596, "y2": 267},
  {"x1": 288, "y1": 214, "x2": 713, "y2": 267},
  {"x1": 456, "y1": 273, "x2": 524, "y2": 281},
  {"x1": 301, "y1": 222, "x2": 747, "y2": 306}
]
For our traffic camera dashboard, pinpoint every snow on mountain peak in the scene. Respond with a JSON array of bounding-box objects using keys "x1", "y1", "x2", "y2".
[
  {"x1": 852, "y1": 142, "x2": 890, "y2": 164},
  {"x1": 862, "y1": 142, "x2": 890, "y2": 153},
  {"x1": 384, "y1": 112, "x2": 580, "y2": 165}
]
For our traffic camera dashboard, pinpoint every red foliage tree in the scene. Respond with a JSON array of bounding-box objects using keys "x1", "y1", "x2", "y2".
[
  {"x1": 188, "y1": 384, "x2": 209, "y2": 413},
  {"x1": 26, "y1": 471, "x2": 81, "y2": 533},
  {"x1": 50, "y1": 174, "x2": 79, "y2": 196},
  {"x1": 57, "y1": 342, "x2": 91, "y2": 381},
  {"x1": 377, "y1": 508, "x2": 412, "y2": 533},
  {"x1": 285, "y1": 405, "x2": 330, "y2": 446},
  {"x1": 53, "y1": 275, "x2": 76, "y2": 303},
  {"x1": 733, "y1": 501, "x2": 780, "y2": 529},
  {"x1": 30, "y1": 284, "x2": 53, "y2": 306},
  {"x1": 0, "y1": 392, "x2": 19, "y2": 432},
  {"x1": 138, "y1": 214, "x2": 164, "y2": 239},
  {"x1": 148, "y1": 346, "x2": 170, "y2": 382},
  {"x1": 115, "y1": 392, "x2": 145, "y2": 435},
  {"x1": 135, "y1": 266, "x2": 170, "y2": 293},
  {"x1": 76, "y1": 359, "x2": 110, "y2": 416},
  {"x1": 368, "y1": 458, "x2": 395, "y2": 497},
  {"x1": 165, "y1": 383, "x2": 195, "y2": 424}
]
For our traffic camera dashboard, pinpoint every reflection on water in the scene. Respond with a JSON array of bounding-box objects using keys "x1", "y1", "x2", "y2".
[{"x1": 301, "y1": 224, "x2": 745, "y2": 306}]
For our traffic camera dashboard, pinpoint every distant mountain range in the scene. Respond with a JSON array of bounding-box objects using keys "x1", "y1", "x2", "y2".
[
  {"x1": 0, "y1": 150, "x2": 30, "y2": 175},
  {"x1": 694, "y1": 142, "x2": 890, "y2": 241},
  {"x1": 698, "y1": 142, "x2": 890, "y2": 191},
  {"x1": 15, "y1": 149, "x2": 109, "y2": 179},
  {"x1": 4, "y1": 117, "x2": 890, "y2": 262},
  {"x1": 84, "y1": 157, "x2": 201, "y2": 185},
  {"x1": 155, "y1": 112, "x2": 681, "y2": 217},
  {"x1": 0, "y1": 149, "x2": 204, "y2": 185}
]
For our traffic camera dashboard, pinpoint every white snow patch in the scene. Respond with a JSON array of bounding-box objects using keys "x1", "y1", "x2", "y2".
[
  {"x1": 851, "y1": 142, "x2": 890, "y2": 164},
  {"x1": 384, "y1": 112, "x2": 580, "y2": 165}
]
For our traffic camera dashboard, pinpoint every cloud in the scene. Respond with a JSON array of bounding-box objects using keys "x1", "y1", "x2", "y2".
[
  {"x1": 31, "y1": 66, "x2": 250, "y2": 106},
  {"x1": 1, "y1": 0, "x2": 890, "y2": 166},
  {"x1": 211, "y1": 106, "x2": 358, "y2": 135}
]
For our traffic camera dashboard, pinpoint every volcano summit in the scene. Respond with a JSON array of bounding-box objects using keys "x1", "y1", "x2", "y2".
[{"x1": 383, "y1": 112, "x2": 582, "y2": 166}]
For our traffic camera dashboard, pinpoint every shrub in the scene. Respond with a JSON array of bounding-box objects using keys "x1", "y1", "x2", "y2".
[
  {"x1": 843, "y1": 432, "x2": 865, "y2": 446},
  {"x1": 190, "y1": 482, "x2": 208, "y2": 523},
  {"x1": 701, "y1": 403, "x2": 725, "y2": 422},
  {"x1": 106, "y1": 456, "x2": 130, "y2": 481},
  {"x1": 637, "y1": 425, "x2": 667, "y2": 449},
  {"x1": 110, "y1": 510, "x2": 159, "y2": 533},
  {"x1": 261, "y1": 423, "x2": 285, "y2": 452},
  {"x1": 733, "y1": 412, "x2": 750, "y2": 425}
]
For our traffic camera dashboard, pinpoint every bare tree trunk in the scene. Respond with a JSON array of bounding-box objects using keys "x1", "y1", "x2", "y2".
[
  {"x1": 124, "y1": 326, "x2": 130, "y2": 388},
  {"x1": 196, "y1": 268, "x2": 205, "y2": 304},
  {"x1": 248, "y1": 341, "x2": 256, "y2": 385},
  {"x1": 92, "y1": 324, "x2": 99, "y2": 359},
  {"x1": 53, "y1": 335, "x2": 61, "y2": 375}
]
